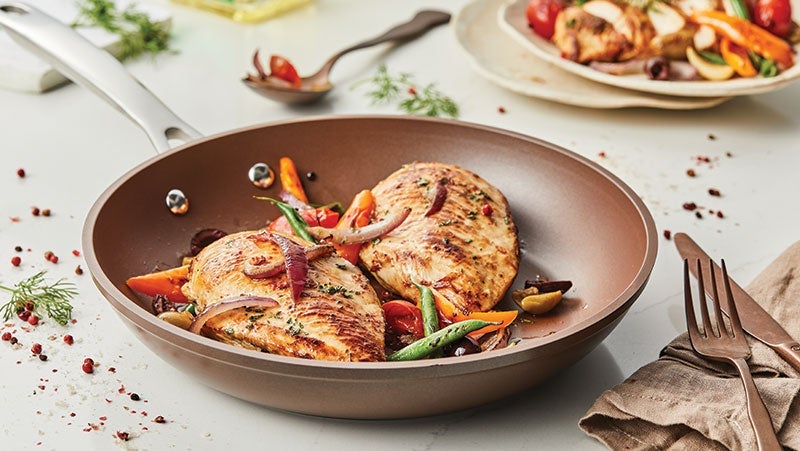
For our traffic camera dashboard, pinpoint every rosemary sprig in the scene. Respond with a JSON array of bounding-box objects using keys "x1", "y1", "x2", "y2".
[
  {"x1": 0, "y1": 272, "x2": 77, "y2": 326},
  {"x1": 71, "y1": 0, "x2": 173, "y2": 61},
  {"x1": 354, "y1": 65, "x2": 459, "y2": 118}
]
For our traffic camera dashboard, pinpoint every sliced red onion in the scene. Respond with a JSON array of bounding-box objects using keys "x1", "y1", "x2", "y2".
[
  {"x1": 279, "y1": 190, "x2": 312, "y2": 210},
  {"x1": 243, "y1": 243, "x2": 335, "y2": 279},
  {"x1": 589, "y1": 59, "x2": 645, "y2": 75},
  {"x1": 668, "y1": 61, "x2": 700, "y2": 81},
  {"x1": 188, "y1": 295, "x2": 278, "y2": 334},
  {"x1": 270, "y1": 234, "x2": 308, "y2": 302},
  {"x1": 425, "y1": 180, "x2": 448, "y2": 217},
  {"x1": 252, "y1": 49, "x2": 268, "y2": 80},
  {"x1": 307, "y1": 208, "x2": 411, "y2": 245}
]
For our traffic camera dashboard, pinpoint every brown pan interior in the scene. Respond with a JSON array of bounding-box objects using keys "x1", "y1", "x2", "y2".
[{"x1": 84, "y1": 116, "x2": 657, "y2": 419}]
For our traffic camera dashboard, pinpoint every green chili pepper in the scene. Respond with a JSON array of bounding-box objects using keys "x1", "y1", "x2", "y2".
[
  {"x1": 254, "y1": 197, "x2": 318, "y2": 244},
  {"x1": 387, "y1": 319, "x2": 496, "y2": 361}
]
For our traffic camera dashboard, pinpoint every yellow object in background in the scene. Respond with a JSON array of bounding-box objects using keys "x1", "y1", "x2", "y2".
[{"x1": 172, "y1": 0, "x2": 313, "y2": 22}]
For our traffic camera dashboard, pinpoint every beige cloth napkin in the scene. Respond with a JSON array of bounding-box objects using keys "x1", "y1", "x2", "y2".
[{"x1": 580, "y1": 241, "x2": 800, "y2": 450}]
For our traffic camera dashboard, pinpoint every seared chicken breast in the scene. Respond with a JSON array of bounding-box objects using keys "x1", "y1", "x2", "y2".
[
  {"x1": 182, "y1": 231, "x2": 385, "y2": 362},
  {"x1": 359, "y1": 162, "x2": 519, "y2": 314}
]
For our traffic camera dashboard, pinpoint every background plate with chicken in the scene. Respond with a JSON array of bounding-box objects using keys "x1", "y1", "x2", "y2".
[{"x1": 499, "y1": 0, "x2": 800, "y2": 97}]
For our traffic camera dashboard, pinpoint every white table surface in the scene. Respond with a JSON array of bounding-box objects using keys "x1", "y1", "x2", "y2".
[{"x1": 1, "y1": 0, "x2": 799, "y2": 449}]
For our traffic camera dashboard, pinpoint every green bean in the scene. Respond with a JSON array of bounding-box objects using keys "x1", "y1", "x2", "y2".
[
  {"x1": 414, "y1": 282, "x2": 439, "y2": 337},
  {"x1": 387, "y1": 319, "x2": 496, "y2": 361},
  {"x1": 253, "y1": 196, "x2": 317, "y2": 244}
]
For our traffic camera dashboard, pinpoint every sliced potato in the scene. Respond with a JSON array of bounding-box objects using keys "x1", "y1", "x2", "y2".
[{"x1": 686, "y1": 46, "x2": 734, "y2": 80}]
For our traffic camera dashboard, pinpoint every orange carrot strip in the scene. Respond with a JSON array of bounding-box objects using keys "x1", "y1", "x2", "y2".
[
  {"x1": 279, "y1": 157, "x2": 309, "y2": 204},
  {"x1": 126, "y1": 265, "x2": 189, "y2": 303},
  {"x1": 430, "y1": 288, "x2": 518, "y2": 338}
]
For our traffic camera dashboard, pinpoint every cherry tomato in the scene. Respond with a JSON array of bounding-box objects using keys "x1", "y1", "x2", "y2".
[
  {"x1": 269, "y1": 55, "x2": 302, "y2": 87},
  {"x1": 267, "y1": 208, "x2": 339, "y2": 237},
  {"x1": 754, "y1": 0, "x2": 793, "y2": 38},
  {"x1": 382, "y1": 300, "x2": 424, "y2": 338},
  {"x1": 525, "y1": 0, "x2": 564, "y2": 40}
]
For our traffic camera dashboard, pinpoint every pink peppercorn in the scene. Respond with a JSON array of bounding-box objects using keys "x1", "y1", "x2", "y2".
[
  {"x1": 82, "y1": 361, "x2": 94, "y2": 374},
  {"x1": 27, "y1": 315, "x2": 39, "y2": 325},
  {"x1": 481, "y1": 204, "x2": 493, "y2": 216},
  {"x1": 1, "y1": 332, "x2": 11, "y2": 341},
  {"x1": 63, "y1": 334, "x2": 74, "y2": 345},
  {"x1": 16, "y1": 168, "x2": 25, "y2": 178},
  {"x1": 31, "y1": 343, "x2": 42, "y2": 354},
  {"x1": 11, "y1": 256, "x2": 21, "y2": 266}
]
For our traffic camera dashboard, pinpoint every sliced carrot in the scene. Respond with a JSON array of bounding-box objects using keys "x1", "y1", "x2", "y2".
[
  {"x1": 279, "y1": 157, "x2": 309, "y2": 204},
  {"x1": 430, "y1": 288, "x2": 518, "y2": 338},
  {"x1": 126, "y1": 265, "x2": 189, "y2": 303},
  {"x1": 333, "y1": 190, "x2": 375, "y2": 264}
]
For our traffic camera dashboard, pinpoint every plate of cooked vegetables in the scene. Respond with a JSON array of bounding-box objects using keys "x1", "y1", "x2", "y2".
[{"x1": 499, "y1": 0, "x2": 800, "y2": 97}]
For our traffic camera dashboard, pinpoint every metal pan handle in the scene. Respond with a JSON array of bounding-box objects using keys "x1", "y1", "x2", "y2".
[{"x1": 0, "y1": 3, "x2": 201, "y2": 153}]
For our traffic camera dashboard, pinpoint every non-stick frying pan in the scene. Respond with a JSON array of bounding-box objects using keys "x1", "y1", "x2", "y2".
[{"x1": 0, "y1": 3, "x2": 657, "y2": 419}]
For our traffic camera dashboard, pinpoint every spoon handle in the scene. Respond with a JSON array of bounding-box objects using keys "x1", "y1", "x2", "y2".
[
  {"x1": 321, "y1": 10, "x2": 451, "y2": 72},
  {"x1": 0, "y1": 3, "x2": 201, "y2": 153}
]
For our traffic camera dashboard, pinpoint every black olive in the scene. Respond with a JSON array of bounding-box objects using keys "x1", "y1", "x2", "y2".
[
  {"x1": 190, "y1": 228, "x2": 227, "y2": 256},
  {"x1": 645, "y1": 57, "x2": 670, "y2": 81}
]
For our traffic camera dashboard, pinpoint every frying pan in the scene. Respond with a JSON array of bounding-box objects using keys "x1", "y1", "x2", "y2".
[{"x1": 0, "y1": 3, "x2": 658, "y2": 419}]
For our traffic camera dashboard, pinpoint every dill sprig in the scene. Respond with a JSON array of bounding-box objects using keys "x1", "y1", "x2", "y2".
[
  {"x1": 0, "y1": 272, "x2": 77, "y2": 326},
  {"x1": 71, "y1": 0, "x2": 173, "y2": 61},
  {"x1": 354, "y1": 65, "x2": 459, "y2": 118}
]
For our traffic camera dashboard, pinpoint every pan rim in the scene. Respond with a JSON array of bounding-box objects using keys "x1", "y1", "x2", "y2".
[{"x1": 82, "y1": 114, "x2": 657, "y2": 375}]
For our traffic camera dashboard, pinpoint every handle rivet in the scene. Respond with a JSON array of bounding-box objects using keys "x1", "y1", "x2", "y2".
[
  {"x1": 792, "y1": 345, "x2": 800, "y2": 352},
  {"x1": 166, "y1": 189, "x2": 189, "y2": 215},
  {"x1": 248, "y1": 163, "x2": 275, "y2": 189}
]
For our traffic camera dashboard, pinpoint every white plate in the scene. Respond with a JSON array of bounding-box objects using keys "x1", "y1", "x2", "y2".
[
  {"x1": 498, "y1": 0, "x2": 800, "y2": 97},
  {"x1": 453, "y1": 0, "x2": 728, "y2": 109}
]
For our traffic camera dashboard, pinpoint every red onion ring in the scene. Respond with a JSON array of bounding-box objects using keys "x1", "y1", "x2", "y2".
[
  {"x1": 279, "y1": 190, "x2": 312, "y2": 210},
  {"x1": 424, "y1": 180, "x2": 447, "y2": 217},
  {"x1": 252, "y1": 49, "x2": 268, "y2": 80},
  {"x1": 307, "y1": 208, "x2": 411, "y2": 244},
  {"x1": 188, "y1": 295, "x2": 278, "y2": 335},
  {"x1": 270, "y1": 234, "x2": 308, "y2": 302},
  {"x1": 243, "y1": 243, "x2": 335, "y2": 279}
]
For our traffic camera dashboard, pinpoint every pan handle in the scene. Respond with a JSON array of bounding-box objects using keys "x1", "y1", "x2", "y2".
[{"x1": 0, "y1": 2, "x2": 201, "y2": 154}]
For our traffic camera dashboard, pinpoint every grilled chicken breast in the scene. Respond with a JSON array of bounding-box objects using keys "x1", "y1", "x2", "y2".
[
  {"x1": 359, "y1": 162, "x2": 519, "y2": 314},
  {"x1": 182, "y1": 231, "x2": 385, "y2": 362}
]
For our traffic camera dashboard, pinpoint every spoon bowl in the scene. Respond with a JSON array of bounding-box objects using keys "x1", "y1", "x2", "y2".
[{"x1": 242, "y1": 10, "x2": 451, "y2": 104}]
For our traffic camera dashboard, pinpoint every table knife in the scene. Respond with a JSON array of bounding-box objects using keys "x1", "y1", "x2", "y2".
[{"x1": 675, "y1": 232, "x2": 800, "y2": 373}]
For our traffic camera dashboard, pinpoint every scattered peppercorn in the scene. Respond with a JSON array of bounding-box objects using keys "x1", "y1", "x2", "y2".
[
  {"x1": 305, "y1": 171, "x2": 316, "y2": 181},
  {"x1": 716, "y1": 210, "x2": 724, "y2": 218},
  {"x1": 682, "y1": 202, "x2": 697, "y2": 211},
  {"x1": 11, "y1": 256, "x2": 21, "y2": 266},
  {"x1": 18, "y1": 310, "x2": 31, "y2": 321},
  {"x1": 726, "y1": 151, "x2": 732, "y2": 157},
  {"x1": 82, "y1": 358, "x2": 95, "y2": 374},
  {"x1": 14, "y1": 246, "x2": 22, "y2": 252},
  {"x1": 10, "y1": 337, "x2": 18, "y2": 345},
  {"x1": 598, "y1": 151, "x2": 606, "y2": 157},
  {"x1": 42, "y1": 209, "x2": 51, "y2": 217},
  {"x1": 44, "y1": 251, "x2": 54, "y2": 261},
  {"x1": 695, "y1": 211, "x2": 703, "y2": 219},
  {"x1": 686, "y1": 169, "x2": 696, "y2": 177},
  {"x1": 154, "y1": 415, "x2": 166, "y2": 424},
  {"x1": 39, "y1": 354, "x2": 47, "y2": 361},
  {"x1": 708, "y1": 188, "x2": 721, "y2": 196},
  {"x1": 17, "y1": 168, "x2": 25, "y2": 178},
  {"x1": 31, "y1": 207, "x2": 40, "y2": 216},
  {"x1": 116, "y1": 431, "x2": 130, "y2": 441},
  {"x1": 63, "y1": 334, "x2": 74, "y2": 345},
  {"x1": 31, "y1": 343, "x2": 42, "y2": 354},
  {"x1": 75, "y1": 265, "x2": 83, "y2": 275},
  {"x1": 498, "y1": 106, "x2": 506, "y2": 113},
  {"x1": 72, "y1": 250, "x2": 80, "y2": 257},
  {"x1": 2, "y1": 332, "x2": 11, "y2": 341},
  {"x1": 663, "y1": 230, "x2": 672, "y2": 240},
  {"x1": 708, "y1": 133, "x2": 716, "y2": 140},
  {"x1": 481, "y1": 204, "x2": 493, "y2": 216},
  {"x1": 130, "y1": 393, "x2": 141, "y2": 401},
  {"x1": 27, "y1": 315, "x2": 39, "y2": 326},
  {"x1": 408, "y1": 86, "x2": 417, "y2": 96}
]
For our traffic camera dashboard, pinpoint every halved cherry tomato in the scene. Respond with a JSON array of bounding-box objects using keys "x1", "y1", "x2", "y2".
[
  {"x1": 754, "y1": 0, "x2": 792, "y2": 38},
  {"x1": 267, "y1": 208, "x2": 339, "y2": 236},
  {"x1": 269, "y1": 55, "x2": 302, "y2": 87},
  {"x1": 383, "y1": 300, "x2": 424, "y2": 338},
  {"x1": 526, "y1": 0, "x2": 564, "y2": 40}
]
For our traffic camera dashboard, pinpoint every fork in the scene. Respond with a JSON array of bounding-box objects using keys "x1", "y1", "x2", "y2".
[{"x1": 683, "y1": 258, "x2": 782, "y2": 451}]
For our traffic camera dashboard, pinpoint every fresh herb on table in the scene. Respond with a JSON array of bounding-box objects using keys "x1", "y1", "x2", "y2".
[
  {"x1": 71, "y1": 0, "x2": 173, "y2": 60},
  {"x1": 0, "y1": 271, "x2": 77, "y2": 326},
  {"x1": 354, "y1": 65, "x2": 459, "y2": 118}
]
